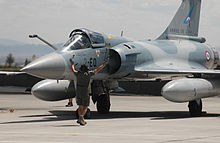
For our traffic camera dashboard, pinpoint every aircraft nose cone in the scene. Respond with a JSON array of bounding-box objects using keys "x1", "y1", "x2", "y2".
[{"x1": 21, "y1": 52, "x2": 65, "y2": 79}]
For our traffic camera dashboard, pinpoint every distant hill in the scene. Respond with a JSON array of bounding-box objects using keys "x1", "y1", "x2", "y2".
[{"x1": 0, "y1": 39, "x2": 63, "y2": 64}]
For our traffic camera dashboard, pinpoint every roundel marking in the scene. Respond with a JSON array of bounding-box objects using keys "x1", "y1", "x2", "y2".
[
  {"x1": 205, "y1": 51, "x2": 211, "y2": 62},
  {"x1": 96, "y1": 50, "x2": 100, "y2": 57}
]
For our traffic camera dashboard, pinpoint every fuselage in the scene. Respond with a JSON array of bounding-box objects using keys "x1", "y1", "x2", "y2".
[{"x1": 22, "y1": 29, "x2": 218, "y2": 81}]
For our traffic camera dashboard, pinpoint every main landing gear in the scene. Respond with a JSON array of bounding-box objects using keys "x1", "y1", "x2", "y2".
[{"x1": 188, "y1": 99, "x2": 202, "y2": 117}]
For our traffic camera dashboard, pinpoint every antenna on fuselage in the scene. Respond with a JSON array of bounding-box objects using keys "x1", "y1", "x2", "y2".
[
  {"x1": 120, "y1": 30, "x2": 124, "y2": 37},
  {"x1": 29, "y1": 34, "x2": 58, "y2": 50}
]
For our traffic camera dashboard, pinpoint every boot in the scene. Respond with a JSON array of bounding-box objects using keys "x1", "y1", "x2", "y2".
[
  {"x1": 66, "y1": 102, "x2": 73, "y2": 107},
  {"x1": 77, "y1": 116, "x2": 86, "y2": 126},
  {"x1": 81, "y1": 116, "x2": 87, "y2": 125}
]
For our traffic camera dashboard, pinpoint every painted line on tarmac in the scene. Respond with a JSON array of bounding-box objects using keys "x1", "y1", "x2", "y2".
[{"x1": 64, "y1": 134, "x2": 86, "y2": 137}]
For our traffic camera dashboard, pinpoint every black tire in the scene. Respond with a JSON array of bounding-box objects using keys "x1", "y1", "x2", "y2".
[
  {"x1": 96, "y1": 93, "x2": 111, "y2": 113},
  {"x1": 25, "y1": 87, "x2": 31, "y2": 93},
  {"x1": 75, "y1": 108, "x2": 91, "y2": 119},
  {"x1": 188, "y1": 99, "x2": 202, "y2": 117}
]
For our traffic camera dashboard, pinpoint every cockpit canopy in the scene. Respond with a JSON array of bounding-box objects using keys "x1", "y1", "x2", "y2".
[{"x1": 63, "y1": 28, "x2": 105, "y2": 51}]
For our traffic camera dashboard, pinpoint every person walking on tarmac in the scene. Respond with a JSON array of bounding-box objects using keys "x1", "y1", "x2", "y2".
[
  {"x1": 66, "y1": 98, "x2": 73, "y2": 107},
  {"x1": 70, "y1": 59, "x2": 108, "y2": 126}
]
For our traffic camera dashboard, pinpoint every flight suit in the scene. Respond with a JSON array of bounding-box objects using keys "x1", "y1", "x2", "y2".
[{"x1": 75, "y1": 71, "x2": 94, "y2": 106}]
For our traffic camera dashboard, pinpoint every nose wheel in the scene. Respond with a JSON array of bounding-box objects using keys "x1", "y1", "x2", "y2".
[
  {"x1": 188, "y1": 99, "x2": 202, "y2": 117},
  {"x1": 96, "y1": 93, "x2": 111, "y2": 113}
]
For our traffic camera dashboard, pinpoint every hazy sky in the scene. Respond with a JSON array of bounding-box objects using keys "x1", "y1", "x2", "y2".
[{"x1": 0, "y1": 0, "x2": 220, "y2": 46}]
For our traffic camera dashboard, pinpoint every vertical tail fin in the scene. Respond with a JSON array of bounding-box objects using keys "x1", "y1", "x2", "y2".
[{"x1": 158, "y1": 0, "x2": 201, "y2": 40}]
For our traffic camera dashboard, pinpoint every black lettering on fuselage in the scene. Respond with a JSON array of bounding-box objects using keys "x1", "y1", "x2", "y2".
[
  {"x1": 170, "y1": 28, "x2": 180, "y2": 34},
  {"x1": 88, "y1": 58, "x2": 97, "y2": 67}
]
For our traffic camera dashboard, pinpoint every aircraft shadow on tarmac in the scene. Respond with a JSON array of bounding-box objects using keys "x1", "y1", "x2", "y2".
[
  {"x1": 1, "y1": 110, "x2": 220, "y2": 125},
  {"x1": 0, "y1": 92, "x2": 30, "y2": 95}
]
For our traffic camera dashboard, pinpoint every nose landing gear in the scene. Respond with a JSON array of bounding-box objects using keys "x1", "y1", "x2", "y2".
[
  {"x1": 96, "y1": 93, "x2": 111, "y2": 113},
  {"x1": 91, "y1": 80, "x2": 111, "y2": 114}
]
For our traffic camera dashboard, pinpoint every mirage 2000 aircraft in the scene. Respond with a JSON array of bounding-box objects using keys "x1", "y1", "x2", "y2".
[{"x1": 22, "y1": 0, "x2": 220, "y2": 117}]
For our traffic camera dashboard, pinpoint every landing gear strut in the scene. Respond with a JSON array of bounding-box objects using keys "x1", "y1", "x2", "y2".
[{"x1": 188, "y1": 99, "x2": 202, "y2": 117}]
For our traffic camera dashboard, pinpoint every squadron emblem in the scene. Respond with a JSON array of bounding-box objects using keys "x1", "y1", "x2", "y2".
[{"x1": 184, "y1": 6, "x2": 194, "y2": 27}]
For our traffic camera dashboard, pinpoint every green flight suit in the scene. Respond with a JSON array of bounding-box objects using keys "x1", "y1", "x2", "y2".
[{"x1": 75, "y1": 71, "x2": 94, "y2": 106}]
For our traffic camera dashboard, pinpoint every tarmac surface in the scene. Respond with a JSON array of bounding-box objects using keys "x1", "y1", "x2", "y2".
[{"x1": 0, "y1": 93, "x2": 220, "y2": 143}]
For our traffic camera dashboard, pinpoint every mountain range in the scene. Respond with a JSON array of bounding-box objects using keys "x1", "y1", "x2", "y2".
[{"x1": 0, "y1": 39, "x2": 63, "y2": 64}]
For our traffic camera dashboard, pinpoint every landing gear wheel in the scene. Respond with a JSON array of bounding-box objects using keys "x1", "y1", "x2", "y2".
[
  {"x1": 75, "y1": 108, "x2": 91, "y2": 119},
  {"x1": 188, "y1": 99, "x2": 202, "y2": 117},
  {"x1": 96, "y1": 94, "x2": 111, "y2": 113}
]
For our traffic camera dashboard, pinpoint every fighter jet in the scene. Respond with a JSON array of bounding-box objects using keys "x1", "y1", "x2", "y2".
[{"x1": 22, "y1": 0, "x2": 220, "y2": 117}]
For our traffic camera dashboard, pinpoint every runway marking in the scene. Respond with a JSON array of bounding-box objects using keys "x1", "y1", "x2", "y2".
[{"x1": 64, "y1": 134, "x2": 86, "y2": 137}]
